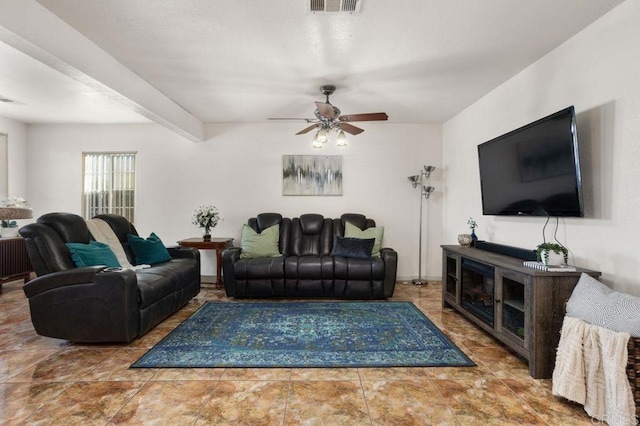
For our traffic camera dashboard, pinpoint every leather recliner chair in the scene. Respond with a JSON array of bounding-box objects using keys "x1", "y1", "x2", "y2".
[{"x1": 19, "y1": 212, "x2": 200, "y2": 343}]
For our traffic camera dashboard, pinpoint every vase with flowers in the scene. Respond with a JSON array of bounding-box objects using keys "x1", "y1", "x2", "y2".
[
  {"x1": 191, "y1": 205, "x2": 221, "y2": 242},
  {"x1": 467, "y1": 217, "x2": 478, "y2": 246}
]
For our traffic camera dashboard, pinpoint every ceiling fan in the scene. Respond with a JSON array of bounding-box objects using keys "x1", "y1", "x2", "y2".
[{"x1": 269, "y1": 85, "x2": 388, "y2": 147}]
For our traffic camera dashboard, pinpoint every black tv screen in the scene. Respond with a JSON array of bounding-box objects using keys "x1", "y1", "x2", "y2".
[{"x1": 477, "y1": 106, "x2": 583, "y2": 217}]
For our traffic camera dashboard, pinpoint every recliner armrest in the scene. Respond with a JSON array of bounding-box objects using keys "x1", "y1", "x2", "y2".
[
  {"x1": 222, "y1": 246, "x2": 242, "y2": 262},
  {"x1": 167, "y1": 246, "x2": 200, "y2": 261},
  {"x1": 22, "y1": 266, "x2": 137, "y2": 298},
  {"x1": 380, "y1": 247, "x2": 398, "y2": 298},
  {"x1": 222, "y1": 247, "x2": 242, "y2": 297}
]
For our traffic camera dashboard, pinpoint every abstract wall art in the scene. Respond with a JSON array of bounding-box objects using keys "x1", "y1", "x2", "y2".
[{"x1": 282, "y1": 155, "x2": 343, "y2": 196}]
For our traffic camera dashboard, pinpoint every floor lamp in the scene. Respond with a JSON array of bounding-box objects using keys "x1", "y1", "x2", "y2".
[{"x1": 407, "y1": 165, "x2": 435, "y2": 286}]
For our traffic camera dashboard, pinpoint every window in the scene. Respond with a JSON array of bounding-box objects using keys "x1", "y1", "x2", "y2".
[{"x1": 82, "y1": 152, "x2": 136, "y2": 222}]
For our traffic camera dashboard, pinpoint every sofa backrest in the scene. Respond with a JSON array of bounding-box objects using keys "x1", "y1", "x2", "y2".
[
  {"x1": 333, "y1": 213, "x2": 377, "y2": 238},
  {"x1": 19, "y1": 212, "x2": 91, "y2": 276},
  {"x1": 290, "y1": 214, "x2": 333, "y2": 256},
  {"x1": 19, "y1": 212, "x2": 140, "y2": 276},
  {"x1": 246, "y1": 213, "x2": 376, "y2": 257}
]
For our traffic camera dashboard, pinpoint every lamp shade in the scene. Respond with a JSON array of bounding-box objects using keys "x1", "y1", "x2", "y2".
[
  {"x1": 336, "y1": 130, "x2": 348, "y2": 147},
  {"x1": 0, "y1": 207, "x2": 33, "y2": 220},
  {"x1": 317, "y1": 128, "x2": 328, "y2": 143},
  {"x1": 407, "y1": 175, "x2": 420, "y2": 188},
  {"x1": 423, "y1": 185, "x2": 435, "y2": 199}
]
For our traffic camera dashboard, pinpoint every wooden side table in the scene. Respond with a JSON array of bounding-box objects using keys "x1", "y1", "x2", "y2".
[{"x1": 177, "y1": 237, "x2": 233, "y2": 287}]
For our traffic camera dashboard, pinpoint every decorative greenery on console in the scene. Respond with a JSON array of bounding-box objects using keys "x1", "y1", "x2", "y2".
[
  {"x1": 1, "y1": 220, "x2": 17, "y2": 228},
  {"x1": 467, "y1": 217, "x2": 478, "y2": 230},
  {"x1": 536, "y1": 242, "x2": 568, "y2": 265}
]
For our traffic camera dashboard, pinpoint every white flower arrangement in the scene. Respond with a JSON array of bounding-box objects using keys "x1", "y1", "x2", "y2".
[
  {"x1": 1, "y1": 196, "x2": 29, "y2": 208},
  {"x1": 191, "y1": 205, "x2": 221, "y2": 234},
  {"x1": 467, "y1": 217, "x2": 478, "y2": 230}
]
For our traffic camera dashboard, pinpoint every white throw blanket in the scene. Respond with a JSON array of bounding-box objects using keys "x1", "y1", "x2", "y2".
[
  {"x1": 553, "y1": 316, "x2": 635, "y2": 426},
  {"x1": 86, "y1": 218, "x2": 149, "y2": 270}
]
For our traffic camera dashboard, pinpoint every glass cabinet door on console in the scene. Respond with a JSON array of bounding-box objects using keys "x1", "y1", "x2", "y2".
[
  {"x1": 495, "y1": 269, "x2": 529, "y2": 348},
  {"x1": 444, "y1": 254, "x2": 458, "y2": 301},
  {"x1": 460, "y1": 258, "x2": 495, "y2": 327}
]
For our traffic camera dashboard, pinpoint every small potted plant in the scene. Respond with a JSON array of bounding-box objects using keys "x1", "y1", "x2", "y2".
[
  {"x1": 191, "y1": 205, "x2": 221, "y2": 242},
  {"x1": 1, "y1": 220, "x2": 19, "y2": 238},
  {"x1": 536, "y1": 242, "x2": 568, "y2": 265}
]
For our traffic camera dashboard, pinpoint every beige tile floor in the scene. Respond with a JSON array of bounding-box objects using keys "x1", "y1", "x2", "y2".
[{"x1": 0, "y1": 279, "x2": 595, "y2": 425}]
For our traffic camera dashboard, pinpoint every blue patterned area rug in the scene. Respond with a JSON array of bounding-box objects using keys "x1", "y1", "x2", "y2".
[{"x1": 131, "y1": 301, "x2": 475, "y2": 368}]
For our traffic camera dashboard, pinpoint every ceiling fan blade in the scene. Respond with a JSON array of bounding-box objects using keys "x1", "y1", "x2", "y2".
[
  {"x1": 296, "y1": 124, "x2": 319, "y2": 135},
  {"x1": 315, "y1": 101, "x2": 336, "y2": 119},
  {"x1": 339, "y1": 123, "x2": 365, "y2": 135},
  {"x1": 338, "y1": 112, "x2": 388, "y2": 122}
]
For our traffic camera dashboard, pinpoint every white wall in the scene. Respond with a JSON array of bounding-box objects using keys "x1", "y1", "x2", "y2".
[
  {"x1": 443, "y1": 0, "x2": 640, "y2": 293},
  {"x1": 0, "y1": 116, "x2": 28, "y2": 200},
  {"x1": 26, "y1": 121, "x2": 442, "y2": 280}
]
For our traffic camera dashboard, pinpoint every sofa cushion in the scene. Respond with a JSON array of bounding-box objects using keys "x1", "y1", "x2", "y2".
[
  {"x1": 566, "y1": 273, "x2": 640, "y2": 337},
  {"x1": 127, "y1": 232, "x2": 172, "y2": 265},
  {"x1": 135, "y1": 271, "x2": 177, "y2": 309},
  {"x1": 330, "y1": 236, "x2": 374, "y2": 259},
  {"x1": 140, "y1": 258, "x2": 199, "y2": 290},
  {"x1": 334, "y1": 256, "x2": 385, "y2": 280},
  {"x1": 65, "y1": 241, "x2": 120, "y2": 268},
  {"x1": 240, "y1": 224, "x2": 281, "y2": 259},
  {"x1": 344, "y1": 222, "x2": 384, "y2": 258},
  {"x1": 234, "y1": 257, "x2": 285, "y2": 279}
]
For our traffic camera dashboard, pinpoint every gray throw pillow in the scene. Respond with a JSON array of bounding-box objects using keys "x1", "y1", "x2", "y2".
[{"x1": 566, "y1": 273, "x2": 640, "y2": 337}]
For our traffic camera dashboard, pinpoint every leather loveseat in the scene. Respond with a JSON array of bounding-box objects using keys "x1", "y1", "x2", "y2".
[
  {"x1": 222, "y1": 213, "x2": 397, "y2": 299},
  {"x1": 19, "y1": 213, "x2": 200, "y2": 343}
]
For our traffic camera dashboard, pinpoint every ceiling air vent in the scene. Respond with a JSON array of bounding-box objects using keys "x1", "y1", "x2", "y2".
[{"x1": 308, "y1": 0, "x2": 361, "y2": 13}]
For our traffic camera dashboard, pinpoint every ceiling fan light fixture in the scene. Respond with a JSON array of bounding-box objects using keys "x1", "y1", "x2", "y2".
[
  {"x1": 312, "y1": 131, "x2": 323, "y2": 148},
  {"x1": 272, "y1": 85, "x2": 388, "y2": 148},
  {"x1": 336, "y1": 130, "x2": 348, "y2": 147},
  {"x1": 317, "y1": 128, "x2": 328, "y2": 143}
]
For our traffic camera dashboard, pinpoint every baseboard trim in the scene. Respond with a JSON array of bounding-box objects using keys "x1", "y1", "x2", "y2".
[{"x1": 397, "y1": 276, "x2": 441, "y2": 284}]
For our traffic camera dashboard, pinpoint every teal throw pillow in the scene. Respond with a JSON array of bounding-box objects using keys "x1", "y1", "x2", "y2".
[
  {"x1": 127, "y1": 232, "x2": 172, "y2": 265},
  {"x1": 66, "y1": 241, "x2": 121, "y2": 268},
  {"x1": 344, "y1": 221, "x2": 384, "y2": 258},
  {"x1": 240, "y1": 224, "x2": 281, "y2": 259}
]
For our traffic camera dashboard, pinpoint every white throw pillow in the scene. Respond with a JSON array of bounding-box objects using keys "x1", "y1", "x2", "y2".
[{"x1": 566, "y1": 273, "x2": 640, "y2": 337}]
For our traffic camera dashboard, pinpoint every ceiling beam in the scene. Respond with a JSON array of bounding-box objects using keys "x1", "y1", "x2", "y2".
[{"x1": 0, "y1": 0, "x2": 204, "y2": 142}]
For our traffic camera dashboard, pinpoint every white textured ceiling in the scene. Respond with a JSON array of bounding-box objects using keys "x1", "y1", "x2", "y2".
[{"x1": 0, "y1": 0, "x2": 625, "y2": 136}]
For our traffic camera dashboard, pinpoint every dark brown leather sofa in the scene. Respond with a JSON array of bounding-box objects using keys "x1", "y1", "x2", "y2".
[
  {"x1": 19, "y1": 213, "x2": 200, "y2": 343},
  {"x1": 222, "y1": 213, "x2": 397, "y2": 299}
]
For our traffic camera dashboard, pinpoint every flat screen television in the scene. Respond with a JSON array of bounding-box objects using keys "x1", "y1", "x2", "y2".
[{"x1": 477, "y1": 106, "x2": 583, "y2": 217}]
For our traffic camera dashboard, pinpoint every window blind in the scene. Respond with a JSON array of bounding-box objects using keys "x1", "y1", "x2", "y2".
[{"x1": 82, "y1": 152, "x2": 136, "y2": 222}]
